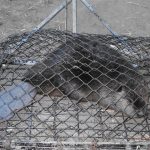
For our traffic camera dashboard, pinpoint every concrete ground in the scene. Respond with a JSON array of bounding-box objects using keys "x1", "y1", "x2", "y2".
[{"x1": 0, "y1": 0, "x2": 150, "y2": 42}]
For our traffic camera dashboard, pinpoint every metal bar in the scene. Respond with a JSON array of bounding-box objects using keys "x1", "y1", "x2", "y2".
[
  {"x1": 10, "y1": 141, "x2": 150, "y2": 146},
  {"x1": 80, "y1": 0, "x2": 118, "y2": 36},
  {"x1": 80, "y1": 0, "x2": 95, "y2": 13},
  {"x1": 0, "y1": 0, "x2": 72, "y2": 67},
  {"x1": 72, "y1": 0, "x2": 77, "y2": 33},
  {"x1": 80, "y1": 0, "x2": 137, "y2": 60},
  {"x1": 80, "y1": 0, "x2": 124, "y2": 40},
  {"x1": 65, "y1": 0, "x2": 68, "y2": 43},
  {"x1": 7, "y1": 0, "x2": 72, "y2": 51},
  {"x1": 65, "y1": 0, "x2": 68, "y2": 30},
  {"x1": 35, "y1": 0, "x2": 72, "y2": 31}
]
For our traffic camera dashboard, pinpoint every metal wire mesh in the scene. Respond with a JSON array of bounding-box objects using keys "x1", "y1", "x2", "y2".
[{"x1": 0, "y1": 29, "x2": 150, "y2": 149}]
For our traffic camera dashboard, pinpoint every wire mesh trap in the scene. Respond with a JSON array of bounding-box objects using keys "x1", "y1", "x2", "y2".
[{"x1": 0, "y1": 29, "x2": 150, "y2": 149}]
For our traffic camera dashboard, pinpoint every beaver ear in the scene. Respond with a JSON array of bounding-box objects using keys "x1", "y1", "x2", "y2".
[{"x1": 117, "y1": 86, "x2": 123, "y2": 92}]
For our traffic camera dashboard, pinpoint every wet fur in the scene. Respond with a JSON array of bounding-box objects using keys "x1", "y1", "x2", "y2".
[{"x1": 23, "y1": 35, "x2": 149, "y2": 117}]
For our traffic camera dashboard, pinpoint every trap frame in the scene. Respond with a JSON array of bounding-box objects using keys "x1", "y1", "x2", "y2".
[
  {"x1": 0, "y1": 29, "x2": 150, "y2": 150},
  {"x1": 0, "y1": 0, "x2": 150, "y2": 150}
]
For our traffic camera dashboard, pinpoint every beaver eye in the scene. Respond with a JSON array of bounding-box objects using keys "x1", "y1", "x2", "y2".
[{"x1": 117, "y1": 86, "x2": 123, "y2": 92}]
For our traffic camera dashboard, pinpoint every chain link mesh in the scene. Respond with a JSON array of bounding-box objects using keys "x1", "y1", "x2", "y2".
[{"x1": 0, "y1": 29, "x2": 150, "y2": 149}]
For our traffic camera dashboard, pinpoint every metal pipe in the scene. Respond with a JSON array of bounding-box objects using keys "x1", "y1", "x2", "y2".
[
  {"x1": 65, "y1": 0, "x2": 68, "y2": 30},
  {"x1": 80, "y1": 0, "x2": 121, "y2": 36},
  {"x1": 80, "y1": 0, "x2": 95, "y2": 13},
  {"x1": 0, "y1": 0, "x2": 72, "y2": 67},
  {"x1": 35, "y1": 0, "x2": 72, "y2": 31},
  {"x1": 72, "y1": 0, "x2": 77, "y2": 33},
  {"x1": 80, "y1": 0, "x2": 135, "y2": 55}
]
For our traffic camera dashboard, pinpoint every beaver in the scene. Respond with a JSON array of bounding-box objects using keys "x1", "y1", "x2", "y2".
[{"x1": 0, "y1": 35, "x2": 149, "y2": 120}]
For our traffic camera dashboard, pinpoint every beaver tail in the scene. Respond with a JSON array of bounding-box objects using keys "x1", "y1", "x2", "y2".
[{"x1": 0, "y1": 82, "x2": 36, "y2": 121}]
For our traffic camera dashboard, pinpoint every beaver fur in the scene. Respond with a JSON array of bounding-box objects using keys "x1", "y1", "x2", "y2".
[{"x1": 22, "y1": 35, "x2": 149, "y2": 117}]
